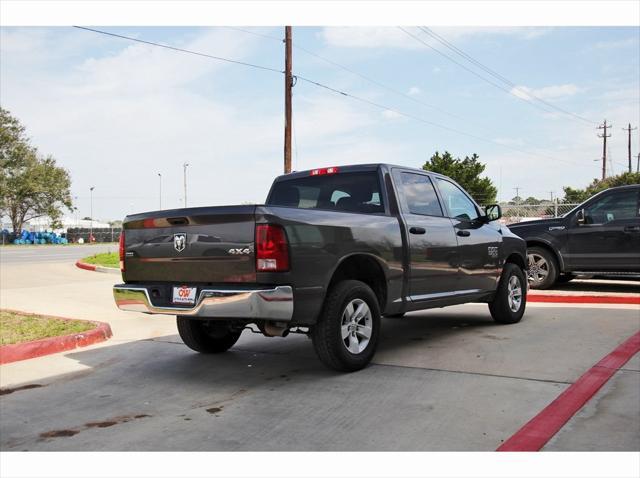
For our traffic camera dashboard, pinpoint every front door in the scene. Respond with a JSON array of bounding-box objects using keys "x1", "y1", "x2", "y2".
[
  {"x1": 433, "y1": 177, "x2": 502, "y2": 292},
  {"x1": 566, "y1": 187, "x2": 640, "y2": 271},
  {"x1": 393, "y1": 170, "x2": 460, "y2": 299}
]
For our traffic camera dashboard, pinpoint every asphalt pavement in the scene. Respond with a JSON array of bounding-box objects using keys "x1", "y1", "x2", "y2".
[
  {"x1": 0, "y1": 244, "x2": 116, "y2": 264},
  {"x1": 0, "y1": 255, "x2": 638, "y2": 451}
]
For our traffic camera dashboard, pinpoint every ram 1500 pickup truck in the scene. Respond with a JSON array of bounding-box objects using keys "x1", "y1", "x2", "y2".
[{"x1": 114, "y1": 163, "x2": 528, "y2": 371}]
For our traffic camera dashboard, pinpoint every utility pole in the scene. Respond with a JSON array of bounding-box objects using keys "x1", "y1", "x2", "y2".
[
  {"x1": 158, "y1": 173, "x2": 162, "y2": 210},
  {"x1": 622, "y1": 123, "x2": 637, "y2": 173},
  {"x1": 549, "y1": 191, "x2": 554, "y2": 202},
  {"x1": 637, "y1": 153, "x2": 640, "y2": 174},
  {"x1": 284, "y1": 26, "x2": 293, "y2": 174},
  {"x1": 513, "y1": 187, "x2": 521, "y2": 204},
  {"x1": 89, "y1": 186, "x2": 95, "y2": 243},
  {"x1": 183, "y1": 163, "x2": 189, "y2": 208},
  {"x1": 597, "y1": 120, "x2": 611, "y2": 180}
]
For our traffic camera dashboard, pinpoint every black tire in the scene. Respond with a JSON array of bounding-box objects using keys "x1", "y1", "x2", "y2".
[
  {"x1": 527, "y1": 246, "x2": 559, "y2": 289},
  {"x1": 176, "y1": 317, "x2": 242, "y2": 353},
  {"x1": 556, "y1": 273, "x2": 576, "y2": 284},
  {"x1": 311, "y1": 280, "x2": 381, "y2": 372},
  {"x1": 489, "y1": 263, "x2": 527, "y2": 324}
]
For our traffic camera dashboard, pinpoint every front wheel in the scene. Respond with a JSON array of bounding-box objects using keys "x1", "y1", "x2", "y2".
[
  {"x1": 527, "y1": 246, "x2": 559, "y2": 289},
  {"x1": 489, "y1": 263, "x2": 527, "y2": 324},
  {"x1": 177, "y1": 318, "x2": 242, "y2": 353},
  {"x1": 311, "y1": 280, "x2": 381, "y2": 372}
]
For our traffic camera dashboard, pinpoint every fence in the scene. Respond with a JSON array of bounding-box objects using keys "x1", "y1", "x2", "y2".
[
  {"x1": 65, "y1": 227, "x2": 122, "y2": 244},
  {"x1": 499, "y1": 203, "x2": 579, "y2": 224}
]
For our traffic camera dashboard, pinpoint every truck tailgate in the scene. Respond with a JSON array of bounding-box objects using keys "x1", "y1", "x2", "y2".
[{"x1": 122, "y1": 205, "x2": 257, "y2": 283}]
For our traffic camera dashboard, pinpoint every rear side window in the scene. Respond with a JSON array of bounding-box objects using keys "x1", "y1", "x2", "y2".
[
  {"x1": 267, "y1": 172, "x2": 384, "y2": 214},
  {"x1": 399, "y1": 172, "x2": 443, "y2": 216}
]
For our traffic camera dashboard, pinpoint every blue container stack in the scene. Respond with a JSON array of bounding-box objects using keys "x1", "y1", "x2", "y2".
[{"x1": 7, "y1": 230, "x2": 68, "y2": 245}]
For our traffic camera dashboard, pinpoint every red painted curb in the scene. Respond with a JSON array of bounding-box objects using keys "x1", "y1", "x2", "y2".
[
  {"x1": 497, "y1": 330, "x2": 640, "y2": 452},
  {"x1": 528, "y1": 294, "x2": 640, "y2": 305},
  {"x1": 75, "y1": 260, "x2": 97, "y2": 272},
  {"x1": 0, "y1": 314, "x2": 113, "y2": 365}
]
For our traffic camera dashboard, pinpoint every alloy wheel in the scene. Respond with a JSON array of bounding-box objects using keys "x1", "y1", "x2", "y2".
[{"x1": 341, "y1": 298, "x2": 373, "y2": 354}]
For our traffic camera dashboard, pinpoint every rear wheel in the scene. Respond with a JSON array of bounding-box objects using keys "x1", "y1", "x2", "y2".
[
  {"x1": 311, "y1": 280, "x2": 381, "y2": 372},
  {"x1": 177, "y1": 318, "x2": 242, "y2": 353},
  {"x1": 489, "y1": 263, "x2": 527, "y2": 324},
  {"x1": 526, "y1": 246, "x2": 559, "y2": 289}
]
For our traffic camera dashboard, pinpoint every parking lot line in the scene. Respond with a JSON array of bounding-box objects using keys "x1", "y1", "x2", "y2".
[{"x1": 497, "y1": 330, "x2": 640, "y2": 451}]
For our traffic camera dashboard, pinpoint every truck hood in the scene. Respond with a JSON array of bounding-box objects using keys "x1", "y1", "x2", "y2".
[{"x1": 507, "y1": 217, "x2": 565, "y2": 229}]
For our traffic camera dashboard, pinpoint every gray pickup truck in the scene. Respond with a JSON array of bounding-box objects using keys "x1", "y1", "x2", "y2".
[{"x1": 114, "y1": 163, "x2": 527, "y2": 371}]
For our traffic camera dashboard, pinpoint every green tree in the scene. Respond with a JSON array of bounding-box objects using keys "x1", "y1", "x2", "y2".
[
  {"x1": 422, "y1": 151, "x2": 497, "y2": 204},
  {"x1": 0, "y1": 108, "x2": 73, "y2": 232},
  {"x1": 523, "y1": 196, "x2": 542, "y2": 205},
  {"x1": 561, "y1": 172, "x2": 640, "y2": 204}
]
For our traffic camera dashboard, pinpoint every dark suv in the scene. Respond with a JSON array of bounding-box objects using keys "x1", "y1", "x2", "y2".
[{"x1": 508, "y1": 185, "x2": 640, "y2": 289}]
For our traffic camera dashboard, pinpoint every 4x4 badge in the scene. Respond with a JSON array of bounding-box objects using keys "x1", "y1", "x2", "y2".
[{"x1": 174, "y1": 233, "x2": 186, "y2": 252}]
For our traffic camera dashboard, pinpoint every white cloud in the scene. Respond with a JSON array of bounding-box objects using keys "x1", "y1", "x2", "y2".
[
  {"x1": 381, "y1": 110, "x2": 402, "y2": 120},
  {"x1": 510, "y1": 83, "x2": 583, "y2": 101},
  {"x1": 321, "y1": 27, "x2": 421, "y2": 49},
  {"x1": 407, "y1": 86, "x2": 422, "y2": 96},
  {"x1": 593, "y1": 37, "x2": 638, "y2": 49}
]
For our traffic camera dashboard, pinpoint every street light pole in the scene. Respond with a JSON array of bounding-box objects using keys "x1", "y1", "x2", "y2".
[
  {"x1": 183, "y1": 163, "x2": 189, "y2": 208},
  {"x1": 89, "y1": 186, "x2": 95, "y2": 243},
  {"x1": 158, "y1": 173, "x2": 162, "y2": 210}
]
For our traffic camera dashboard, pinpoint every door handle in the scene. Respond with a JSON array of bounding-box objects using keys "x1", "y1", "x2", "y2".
[
  {"x1": 624, "y1": 225, "x2": 640, "y2": 233},
  {"x1": 409, "y1": 226, "x2": 426, "y2": 235},
  {"x1": 456, "y1": 230, "x2": 471, "y2": 237}
]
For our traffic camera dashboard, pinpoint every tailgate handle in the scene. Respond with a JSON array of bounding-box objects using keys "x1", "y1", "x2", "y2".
[{"x1": 167, "y1": 217, "x2": 189, "y2": 226}]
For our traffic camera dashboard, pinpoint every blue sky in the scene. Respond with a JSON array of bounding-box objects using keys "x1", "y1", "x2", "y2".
[{"x1": 1, "y1": 26, "x2": 638, "y2": 221}]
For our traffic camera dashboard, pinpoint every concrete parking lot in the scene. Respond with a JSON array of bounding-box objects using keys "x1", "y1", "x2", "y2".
[{"x1": 0, "y1": 246, "x2": 638, "y2": 451}]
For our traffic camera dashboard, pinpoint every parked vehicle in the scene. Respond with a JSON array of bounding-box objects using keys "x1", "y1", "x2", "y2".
[
  {"x1": 114, "y1": 164, "x2": 527, "y2": 371},
  {"x1": 508, "y1": 185, "x2": 640, "y2": 289}
]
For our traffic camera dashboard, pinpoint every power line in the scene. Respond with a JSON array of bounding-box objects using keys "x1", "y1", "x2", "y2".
[
  {"x1": 73, "y1": 26, "x2": 284, "y2": 74},
  {"x1": 399, "y1": 27, "x2": 594, "y2": 125},
  {"x1": 224, "y1": 26, "x2": 576, "y2": 158},
  {"x1": 295, "y1": 75, "x2": 579, "y2": 165},
  {"x1": 75, "y1": 25, "x2": 580, "y2": 166},
  {"x1": 418, "y1": 26, "x2": 596, "y2": 125}
]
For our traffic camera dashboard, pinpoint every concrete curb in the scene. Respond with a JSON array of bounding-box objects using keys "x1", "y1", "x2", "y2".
[
  {"x1": 75, "y1": 260, "x2": 120, "y2": 275},
  {"x1": 0, "y1": 311, "x2": 113, "y2": 365},
  {"x1": 528, "y1": 293, "x2": 640, "y2": 305}
]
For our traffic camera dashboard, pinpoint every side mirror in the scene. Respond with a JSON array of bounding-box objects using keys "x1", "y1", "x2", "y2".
[
  {"x1": 576, "y1": 209, "x2": 585, "y2": 225},
  {"x1": 484, "y1": 204, "x2": 502, "y2": 222}
]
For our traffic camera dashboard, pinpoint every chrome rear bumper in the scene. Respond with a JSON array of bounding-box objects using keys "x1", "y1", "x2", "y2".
[{"x1": 113, "y1": 284, "x2": 293, "y2": 320}]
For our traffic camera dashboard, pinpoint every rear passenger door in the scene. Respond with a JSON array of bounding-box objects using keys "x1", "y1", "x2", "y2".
[
  {"x1": 393, "y1": 170, "x2": 460, "y2": 299},
  {"x1": 433, "y1": 177, "x2": 502, "y2": 292}
]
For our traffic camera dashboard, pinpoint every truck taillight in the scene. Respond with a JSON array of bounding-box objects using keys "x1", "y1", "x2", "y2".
[
  {"x1": 310, "y1": 166, "x2": 339, "y2": 176},
  {"x1": 256, "y1": 224, "x2": 289, "y2": 272},
  {"x1": 119, "y1": 231, "x2": 125, "y2": 272}
]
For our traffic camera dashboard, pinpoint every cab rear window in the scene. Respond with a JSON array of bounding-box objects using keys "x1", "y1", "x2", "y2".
[{"x1": 267, "y1": 172, "x2": 384, "y2": 214}]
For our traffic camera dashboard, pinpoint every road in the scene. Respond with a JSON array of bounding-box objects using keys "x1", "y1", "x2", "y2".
[
  {"x1": 0, "y1": 244, "x2": 116, "y2": 264},
  {"x1": 0, "y1": 257, "x2": 638, "y2": 451}
]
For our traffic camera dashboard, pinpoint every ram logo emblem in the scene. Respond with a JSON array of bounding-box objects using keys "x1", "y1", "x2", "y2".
[{"x1": 174, "y1": 233, "x2": 186, "y2": 252}]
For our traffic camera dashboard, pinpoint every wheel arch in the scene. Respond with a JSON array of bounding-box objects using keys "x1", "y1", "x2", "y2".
[
  {"x1": 327, "y1": 253, "x2": 388, "y2": 311},
  {"x1": 526, "y1": 239, "x2": 565, "y2": 272},
  {"x1": 504, "y1": 252, "x2": 526, "y2": 271}
]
